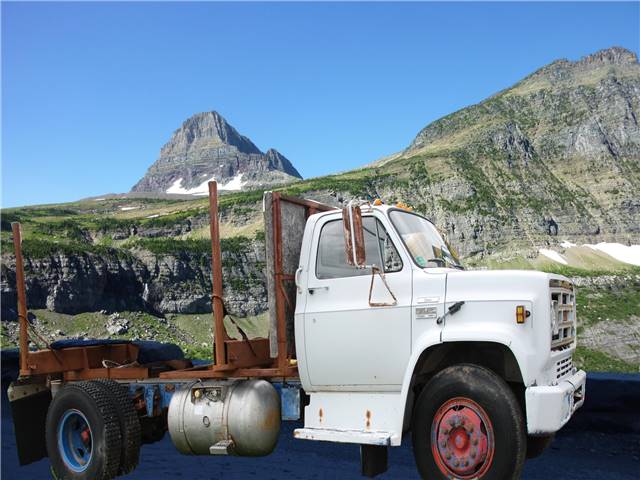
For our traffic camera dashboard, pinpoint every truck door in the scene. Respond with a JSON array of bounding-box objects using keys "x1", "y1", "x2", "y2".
[{"x1": 303, "y1": 213, "x2": 412, "y2": 388}]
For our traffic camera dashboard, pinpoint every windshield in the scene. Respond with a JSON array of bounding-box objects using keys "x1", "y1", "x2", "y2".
[{"x1": 389, "y1": 210, "x2": 462, "y2": 268}]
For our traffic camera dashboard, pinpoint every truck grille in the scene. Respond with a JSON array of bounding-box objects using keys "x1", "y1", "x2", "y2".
[
  {"x1": 550, "y1": 280, "x2": 576, "y2": 351},
  {"x1": 555, "y1": 356, "x2": 573, "y2": 380}
]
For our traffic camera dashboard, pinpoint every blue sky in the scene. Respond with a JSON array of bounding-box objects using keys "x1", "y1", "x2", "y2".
[{"x1": 2, "y1": 2, "x2": 639, "y2": 208}]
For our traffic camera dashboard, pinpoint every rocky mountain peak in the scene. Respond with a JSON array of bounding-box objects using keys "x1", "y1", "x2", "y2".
[
  {"x1": 524, "y1": 46, "x2": 639, "y2": 85},
  {"x1": 264, "y1": 148, "x2": 301, "y2": 176},
  {"x1": 577, "y1": 46, "x2": 638, "y2": 67},
  {"x1": 132, "y1": 111, "x2": 302, "y2": 194},
  {"x1": 162, "y1": 111, "x2": 262, "y2": 157}
]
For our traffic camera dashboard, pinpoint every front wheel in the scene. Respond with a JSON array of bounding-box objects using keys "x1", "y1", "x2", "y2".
[{"x1": 412, "y1": 364, "x2": 526, "y2": 480}]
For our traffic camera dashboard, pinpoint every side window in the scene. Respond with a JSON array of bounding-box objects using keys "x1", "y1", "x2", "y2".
[{"x1": 316, "y1": 217, "x2": 403, "y2": 279}]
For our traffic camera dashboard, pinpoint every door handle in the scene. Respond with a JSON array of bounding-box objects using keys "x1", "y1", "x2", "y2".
[{"x1": 308, "y1": 286, "x2": 329, "y2": 294}]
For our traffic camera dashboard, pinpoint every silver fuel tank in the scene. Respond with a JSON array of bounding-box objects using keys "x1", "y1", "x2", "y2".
[{"x1": 167, "y1": 379, "x2": 281, "y2": 456}]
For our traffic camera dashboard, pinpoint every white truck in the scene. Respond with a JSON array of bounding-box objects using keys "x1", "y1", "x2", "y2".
[
  {"x1": 290, "y1": 199, "x2": 586, "y2": 479},
  {"x1": 8, "y1": 186, "x2": 586, "y2": 480}
]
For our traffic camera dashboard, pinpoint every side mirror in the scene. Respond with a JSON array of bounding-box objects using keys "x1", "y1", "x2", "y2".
[{"x1": 342, "y1": 203, "x2": 366, "y2": 267}]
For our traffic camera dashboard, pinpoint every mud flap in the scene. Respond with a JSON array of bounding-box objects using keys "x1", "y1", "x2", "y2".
[
  {"x1": 8, "y1": 382, "x2": 52, "y2": 465},
  {"x1": 360, "y1": 444, "x2": 388, "y2": 477}
]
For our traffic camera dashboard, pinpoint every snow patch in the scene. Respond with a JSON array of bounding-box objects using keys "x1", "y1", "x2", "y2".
[
  {"x1": 165, "y1": 174, "x2": 246, "y2": 195},
  {"x1": 146, "y1": 214, "x2": 160, "y2": 219},
  {"x1": 119, "y1": 206, "x2": 140, "y2": 211},
  {"x1": 583, "y1": 243, "x2": 640, "y2": 266},
  {"x1": 220, "y1": 173, "x2": 246, "y2": 191},
  {"x1": 560, "y1": 240, "x2": 576, "y2": 248},
  {"x1": 539, "y1": 248, "x2": 568, "y2": 265},
  {"x1": 166, "y1": 178, "x2": 187, "y2": 194}
]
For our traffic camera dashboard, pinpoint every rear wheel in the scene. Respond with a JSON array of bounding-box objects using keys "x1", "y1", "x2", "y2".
[
  {"x1": 46, "y1": 382, "x2": 122, "y2": 480},
  {"x1": 412, "y1": 364, "x2": 526, "y2": 480},
  {"x1": 90, "y1": 379, "x2": 141, "y2": 475}
]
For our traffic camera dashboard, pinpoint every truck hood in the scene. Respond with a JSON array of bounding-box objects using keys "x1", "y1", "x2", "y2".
[{"x1": 441, "y1": 269, "x2": 561, "y2": 304}]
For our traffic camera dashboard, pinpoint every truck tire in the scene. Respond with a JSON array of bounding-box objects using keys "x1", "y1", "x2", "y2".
[
  {"x1": 526, "y1": 434, "x2": 554, "y2": 459},
  {"x1": 46, "y1": 381, "x2": 122, "y2": 480},
  {"x1": 91, "y1": 379, "x2": 141, "y2": 475},
  {"x1": 411, "y1": 364, "x2": 526, "y2": 480}
]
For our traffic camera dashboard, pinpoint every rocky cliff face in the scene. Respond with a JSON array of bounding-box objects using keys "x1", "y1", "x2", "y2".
[
  {"x1": 0, "y1": 239, "x2": 267, "y2": 320},
  {"x1": 131, "y1": 111, "x2": 302, "y2": 194}
]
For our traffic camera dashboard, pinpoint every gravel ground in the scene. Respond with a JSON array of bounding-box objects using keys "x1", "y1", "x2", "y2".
[{"x1": 2, "y1": 396, "x2": 638, "y2": 480}]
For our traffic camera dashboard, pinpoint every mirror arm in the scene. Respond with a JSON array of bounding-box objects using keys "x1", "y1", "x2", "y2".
[{"x1": 368, "y1": 265, "x2": 398, "y2": 307}]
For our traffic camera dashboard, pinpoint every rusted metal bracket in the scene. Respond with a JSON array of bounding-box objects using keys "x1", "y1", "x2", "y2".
[{"x1": 368, "y1": 266, "x2": 398, "y2": 307}]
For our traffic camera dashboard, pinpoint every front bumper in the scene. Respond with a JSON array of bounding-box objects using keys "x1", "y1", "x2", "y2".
[{"x1": 525, "y1": 369, "x2": 586, "y2": 435}]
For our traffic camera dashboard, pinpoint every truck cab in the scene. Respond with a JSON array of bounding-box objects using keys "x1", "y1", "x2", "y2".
[{"x1": 293, "y1": 202, "x2": 586, "y2": 479}]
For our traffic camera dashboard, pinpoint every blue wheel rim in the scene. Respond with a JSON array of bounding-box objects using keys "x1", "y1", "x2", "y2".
[{"x1": 57, "y1": 409, "x2": 93, "y2": 472}]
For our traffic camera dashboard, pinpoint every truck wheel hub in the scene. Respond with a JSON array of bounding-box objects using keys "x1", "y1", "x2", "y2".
[
  {"x1": 57, "y1": 409, "x2": 93, "y2": 473},
  {"x1": 432, "y1": 397, "x2": 494, "y2": 478}
]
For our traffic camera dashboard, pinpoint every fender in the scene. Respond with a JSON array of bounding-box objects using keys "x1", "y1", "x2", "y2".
[
  {"x1": 395, "y1": 329, "x2": 443, "y2": 441},
  {"x1": 442, "y1": 325, "x2": 536, "y2": 384},
  {"x1": 399, "y1": 329, "x2": 442, "y2": 408},
  {"x1": 440, "y1": 298, "x2": 542, "y2": 386},
  {"x1": 395, "y1": 325, "x2": 530, "y2": 443}
]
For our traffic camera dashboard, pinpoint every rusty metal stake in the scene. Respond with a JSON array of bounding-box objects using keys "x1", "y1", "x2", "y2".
[
  {"x1": 11, "y1": 223, "x2": 30, "y2": 376},
  {"x1": 208, "y1": 181, "x2": 227, "y2": 366},
  {"x1": 271, "y1": 192, "x2": 288, "y2": 371}
]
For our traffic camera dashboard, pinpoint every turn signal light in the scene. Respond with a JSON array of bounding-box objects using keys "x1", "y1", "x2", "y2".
[{"x1": 516, "y1": 305, "x2": 528, "y2": 324}]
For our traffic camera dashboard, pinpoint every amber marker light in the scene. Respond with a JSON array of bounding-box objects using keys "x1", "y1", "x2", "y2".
[
  {"x1": 516, "y1": 305, "x2": 526, "y2": 324},
  {"x1": 395, "y1": 201, "x2": 413, "y2": 211}
]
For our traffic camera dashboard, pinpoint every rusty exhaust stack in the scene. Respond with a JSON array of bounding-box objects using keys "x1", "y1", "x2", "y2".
[{"x1": 11, "y1": 223, "x2": 30, "y2": 376}]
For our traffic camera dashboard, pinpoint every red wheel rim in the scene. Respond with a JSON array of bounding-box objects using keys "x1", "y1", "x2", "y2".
[{"x1": 431, "y1": 397, "x2": 494, "y2": 479}]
